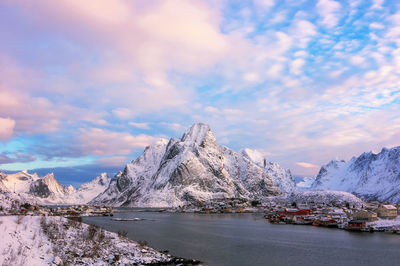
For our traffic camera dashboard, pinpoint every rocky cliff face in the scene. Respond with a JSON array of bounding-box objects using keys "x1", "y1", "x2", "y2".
[
  {"x1": 311, "y1": 147, "x2": 400, "y2": 203},
  {"x1": 92, "y1": 123, "x2": 295, "y2": 207}
]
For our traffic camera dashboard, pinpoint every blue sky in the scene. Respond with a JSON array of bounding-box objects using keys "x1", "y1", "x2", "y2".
[{"x1": 0, "y1": 0, "x2": 399, "y2": 185}]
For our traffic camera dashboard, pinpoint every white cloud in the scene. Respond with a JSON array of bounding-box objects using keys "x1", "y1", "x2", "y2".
[
  {"x1": 242, "y1": 72, "x2": 260, "y2": 82},
  {"x1": 160, "y1": 122, "x2": 186, "y2": 132},
  {"x1": 370, "y1": 22, "x2": 384, "y2": 29},
  {"x1": 290, "y1": 58, "x2": 306, "y2": 75},
  {"x1": 371, "y1": 0, "x2": 384, "y2": 10},
  {"x1": 129, "y1": 122, "x2": 150, "y2": 130},
  {"x1": 266, "y1": 64, "x2": 284, "y2": 78},
  {"x1": 205, "y1": 106, "x2": 220, "y2": 113},
  {"x1": 295, "y1": 20, "x2": 317, "y2": 36},
  {"x1": 269, "y1": 10, "x2": 287, "y2": 24},
  {"x1": 290, "y1": 20, "x2": 317, "y2": 48},
  {"x1": 253, "y1": 0, "x2": 275, "y2": 10},
  {"x1": 316, "y1": 0, "x2": 342, "y2": 28},
  {"x1": 275, "y1": 31, "x2": 293, "y2": 52},
  {"x1": 294, "y1": 50, "x2": 307, "y2": 57},
  {"x1": 112, "y1": 108, "x2": 133, "y2": 120},
  {"x1": 78, "y1": 128, "x2": 157, "y2": 155},
  {"x1": 329, "y1": 69, "x2": 344, "y2": 78},
  {"x1": 350, "y1": 55, "x2": 366, "y2": 65}
]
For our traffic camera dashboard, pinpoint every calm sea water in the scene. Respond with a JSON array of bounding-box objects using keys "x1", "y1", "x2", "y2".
[{"x1": 83, "y1": 212, "x2": 400, "y2": 266}]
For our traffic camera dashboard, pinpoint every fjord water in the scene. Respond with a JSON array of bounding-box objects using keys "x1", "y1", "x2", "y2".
[{"x1": 83, "y1": 212, "x2": 400, "y2": 266}]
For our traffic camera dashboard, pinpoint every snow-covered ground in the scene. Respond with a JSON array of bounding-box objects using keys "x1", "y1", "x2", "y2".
[
  {"x1": 0, "y1": 216, "x2": 54, "y2": 265},
  {"x1": 0, "y1": 216, "x2": 174, "y2": 265},
  {"x1": 288, "y1": 190, "x2": 365, "y2": 208},
  {"x1": 367, "y1": 216, "x2": 400, "y2": 228}
]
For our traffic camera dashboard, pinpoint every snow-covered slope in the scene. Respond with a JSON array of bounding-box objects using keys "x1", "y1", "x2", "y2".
[
  {"x1": 311, "y1": 147, "x2": 400, "y2": 203},
  {"x1": 69, "y1": 173, "x2": 111, "y2": 204},
  {"x1": 239, "y1": 148, "x2": 295, "y2": 192},
  {"x1": 0, "y1": 171, "x2": 111, "y2": 205},
  {"x1": 92, "y1": 123, "x2": 295, "y2": 207},
  {"x1": 296, "y1": 176, "x2": 315, "y2": 189}
]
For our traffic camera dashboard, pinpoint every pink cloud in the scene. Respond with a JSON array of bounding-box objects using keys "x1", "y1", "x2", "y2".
[
  {"x1": 6, "y1": 0, "x2": 231, "y2": 117},
  {"x1": 296, "y1": 162, "x2": 319, "y2": 169},
  {"x1": 0, "y1": 117, "x2": 16, "y2": 141},
  {"x1": 12, "y1": 0, "x2": 228, "y2": 74},
  {"x1": 0, "y1": 55, "x2": 110, "y2": 135},
  {"x1": 78, "y1": 128, "x2": 158, "y2": 156}
]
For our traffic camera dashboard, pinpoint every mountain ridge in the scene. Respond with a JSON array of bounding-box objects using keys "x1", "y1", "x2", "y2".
[
  {"x1": 311, "y1": 146, "x2": 400, "y2": 203},
  {"x1": 0, "y1": 170, "x2": 111, "y2": 205},
  {"x1": 91, "y1": 123, "x2": 295, "y2": 207}
]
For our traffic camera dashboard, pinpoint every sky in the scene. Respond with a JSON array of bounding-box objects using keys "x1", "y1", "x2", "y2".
[{"x1": 0, "y1": 0, "x2": 400, "y2": 185}]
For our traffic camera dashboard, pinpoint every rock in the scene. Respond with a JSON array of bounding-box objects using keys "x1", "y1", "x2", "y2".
[{"x1": 53, "y1": 256, "x2": 62, "y2": 265}]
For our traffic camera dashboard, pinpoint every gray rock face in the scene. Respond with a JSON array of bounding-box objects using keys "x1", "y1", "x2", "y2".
[
  {"x1": 311, "y1": 147, "x2": 400, "y2": 203},
  {"x1": 29, "y1": 180, "x2": 51, "y2": 198},
  {"x1": 92, "y1": 123, "x2": 289, "y2": 207}
]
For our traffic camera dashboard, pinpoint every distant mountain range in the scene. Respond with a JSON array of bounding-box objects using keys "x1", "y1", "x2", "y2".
[
  {"x1": 1, "y1": 123, "x2": 399, "y2": 206},
  {"x1": 91, "y1": 123, "x2": 295, "y2": 207},
  {"x1": 311, "y1": 146, "x2": 400, "y2": 203},
  {"x1": 0, "y1": 170, "x2": 110, "y2": 205}
]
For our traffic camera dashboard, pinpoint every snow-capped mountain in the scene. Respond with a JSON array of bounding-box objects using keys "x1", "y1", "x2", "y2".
[
  {"x1": 311, "y1": 146, "x2": 400, "y2": 203},
  {"x1": 0, "y1": 171, "x2": 111, "y2": 205},
  {"x1": 0, "y1": 171, "x2": 70, "y2": 204},
  {"x1": 92, "y1": 123, "x2": 295, "y2": 207}
]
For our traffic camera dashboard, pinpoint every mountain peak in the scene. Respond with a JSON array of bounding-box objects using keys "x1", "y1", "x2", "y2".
[
  {"x1": 181, "y1": 123, "x2": 215, "y2": 145},
  {"x1": 97, "y1": 173, "x2": 110, "y2": 186},
  {"x1": 43, "y1": 173, "x2": 56, "y2": 181},
  {"x1": 99, "y1": 172, "x2": 108, "y2": 178}
]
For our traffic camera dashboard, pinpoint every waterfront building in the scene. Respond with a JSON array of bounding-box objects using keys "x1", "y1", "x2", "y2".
[
  {"x1": 352, "y1": 210, "x2": 378, "y2": 222},
  {"x1": 376, "y1": 205, "x2": 398, "y2": 219}
]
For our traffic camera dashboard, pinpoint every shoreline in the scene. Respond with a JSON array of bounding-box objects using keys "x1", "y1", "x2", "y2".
[{"x1": 0, "y1": 215, "x2": 201, "y2": 265}]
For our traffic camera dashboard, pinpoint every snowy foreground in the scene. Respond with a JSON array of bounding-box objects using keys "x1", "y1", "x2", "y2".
[{"x1": 0, "y1": 216, "x2": 181, "y2": 265}]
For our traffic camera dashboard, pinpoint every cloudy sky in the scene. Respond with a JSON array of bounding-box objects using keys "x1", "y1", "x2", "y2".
[{"x1": 0, "y1": 0, "x2": 399, "y2": 184}]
